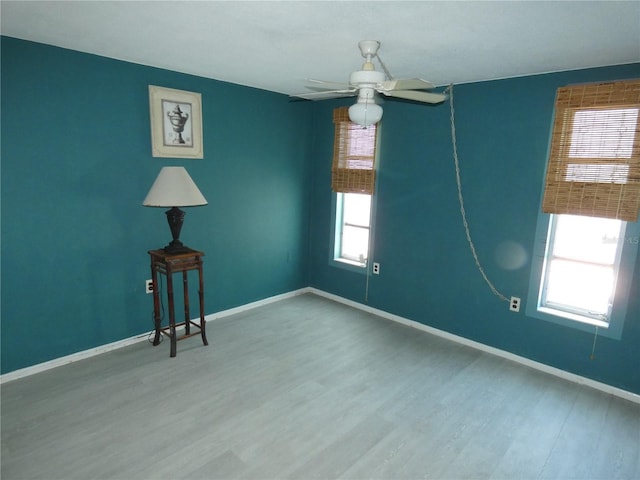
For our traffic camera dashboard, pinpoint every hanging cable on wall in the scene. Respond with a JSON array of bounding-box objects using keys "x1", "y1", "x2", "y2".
[
  {"x1": 445, "y1": 84, "x2": 509, "y2": 303},
  {"x1": 590, "y1": 326, "x2": 599, "y2": 360}
]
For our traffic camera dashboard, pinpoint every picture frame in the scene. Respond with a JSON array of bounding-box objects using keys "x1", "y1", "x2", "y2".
[{"x1": 149, "y1": 85, "x2": 203, "y2": 158}]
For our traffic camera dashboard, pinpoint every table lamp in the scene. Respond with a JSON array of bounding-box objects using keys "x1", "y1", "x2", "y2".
[{"x1": 143, "y1": 166, "x2": 207, "y2": 253}]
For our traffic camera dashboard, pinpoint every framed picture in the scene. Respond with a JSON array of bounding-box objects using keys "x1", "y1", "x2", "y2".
[{"x1": 149, "y1": 85, "x2": 203, "y2": 158}]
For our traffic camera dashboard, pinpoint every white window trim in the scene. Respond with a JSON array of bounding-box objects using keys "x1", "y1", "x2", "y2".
[
  {"x1": 527, "y1": 213, "x2": 639, "y2": 340},
  {"x1": 538, "y1": 214, "x2": 626, "y2": 326},
  {"x1": 330, "y1": 192, "x2": 374, "y2": 272},
  {"x1": 329, "y1": 118, "x2": 381, "y2": 274}
]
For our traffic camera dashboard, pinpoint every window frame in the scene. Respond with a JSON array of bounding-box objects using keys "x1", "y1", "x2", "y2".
[
  {"x1": 329, "y1": 108, "x2": 380, "y2": 273},
  {"x1": 332, "y1": 192, "x2": 373, "y2": 269},
  {"x1": 527, "y1": 213, "x2": 639, "y2": 339},
  {"x1": 538, "y1": 214, "x2": 626, "y2": 326},
  {"x1": 530, "y1": 80, "x2": 640, "y2": 338}
]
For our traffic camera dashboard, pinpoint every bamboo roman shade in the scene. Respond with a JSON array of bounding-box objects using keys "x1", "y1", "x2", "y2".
[
  {"x1": 332, "y1": 107, "x2": 378, "y2": 194},
  {"x1": 541, "y1": 80, "x2": 640, "y2": 221}
]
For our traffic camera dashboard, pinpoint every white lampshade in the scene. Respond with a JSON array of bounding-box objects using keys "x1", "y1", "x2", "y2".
[
  {"x1": 349, "y1": 102, "x2": 383, "y2": 127},
  {"x1": 143, "y1": 166, "x2": 207, "y2": 207}
]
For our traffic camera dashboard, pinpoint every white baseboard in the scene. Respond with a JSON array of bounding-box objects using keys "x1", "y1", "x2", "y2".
[
  {"x1": 0, "y1": 288, "x2": 309, "y2": 385},
  {"x1": 0, "y1": 333, "x2": 152, "y2": 385},
  {"x1": 202, "y1": 287, "x2": 311, "y2": 325},
  {"x1": 307, "y1": 288, "x2": 640, "y2": 405},
  {"x1": 3, "y1": 286, "x2": 639, "y2": 405}
]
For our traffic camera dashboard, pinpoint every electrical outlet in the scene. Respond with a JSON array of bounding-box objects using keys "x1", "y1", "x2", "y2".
[
  {"x1": 510, "y1": 296, "x2": 521, "y2": 312},
  {"x1": 372, "y1": 262, "x2": 380, "y2": 275},
  {"x1": 145, "y1": 279, "x2": 153, "y2": 294}
]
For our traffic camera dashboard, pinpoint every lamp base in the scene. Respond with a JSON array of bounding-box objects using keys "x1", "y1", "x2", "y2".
[
  {"x1": 162, "y1": 207, "x2": 195, "y2": 254},
  {"x1": 163, "y1": 240, "x2": 196, "y2": 254}
]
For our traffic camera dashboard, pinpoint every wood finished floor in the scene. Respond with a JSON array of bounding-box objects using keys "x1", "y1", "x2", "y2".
[{"x1": 2, "y1": 293, "x2": 639, "y2": 480}]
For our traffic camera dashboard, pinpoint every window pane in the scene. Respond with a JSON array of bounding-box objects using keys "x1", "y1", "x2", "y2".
[
  {"x1": 552, "y1": 215, "x2": 622, "y2": 264},
  {"x1": 545, "y1": 259, "x2": 614, "y2": 315},
  {"x1": 570, "y1": 108, "x2": 638, "y2": 159},
  {"x1": 343, "y1": 193, "x2": 371, "y2": 227},
  {"x1": 341, "y1": 225, "x2": 369, "y2": 261},
  {"x1": 347, "y1": 125, "x2": 377, "y2": 158},
  {"x1": 565, "y1": 163, "x2": 630, "y2": 184}
]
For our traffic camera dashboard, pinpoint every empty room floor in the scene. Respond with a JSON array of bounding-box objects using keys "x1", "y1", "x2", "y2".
[{"x1": 2, "y1": 293, "x2": 639, "y2": 479}]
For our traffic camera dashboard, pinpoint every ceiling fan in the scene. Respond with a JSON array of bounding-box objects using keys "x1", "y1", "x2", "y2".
[{"x1": 291, "y1": 40, "x2": 448, "y2": 127}]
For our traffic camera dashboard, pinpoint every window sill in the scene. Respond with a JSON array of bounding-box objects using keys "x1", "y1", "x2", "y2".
[
  {"x1": 526, "y1": 303, "x2": 621, "y2": 340},
  {"x1": 537, "y1": 306, "x2": 609, "y2": 329},
  {"x1": 331, "y1": 257, "x2": 367, "y2": 273}
]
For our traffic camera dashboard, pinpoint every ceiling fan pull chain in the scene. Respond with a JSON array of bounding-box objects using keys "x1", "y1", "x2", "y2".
[{"x1": 375, "y1": 53, "x2": 394, "y2": 81}]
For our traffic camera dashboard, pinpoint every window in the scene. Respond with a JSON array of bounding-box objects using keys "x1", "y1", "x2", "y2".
[
  {"x1": 538, "y1": 214, "x2": 626, "y2": 327},
  {"x1": 528, "y1": 212, "x2": 638, "y2": 337},
  {"x1": 530, "y1": 80, "x2": 640, "y2": 337},
  {"x1": 331, "y1": 107, "x2": 379, "y2": 268},
  {"x1": 331, "y1": 108, "x2": 377, "y2": 194},
  {"x1": 335, "y1": 192, "x2": 372, "y2": 265},
  {"x1": 541, "y1": 81, "x2": 640, "y2": 221}
]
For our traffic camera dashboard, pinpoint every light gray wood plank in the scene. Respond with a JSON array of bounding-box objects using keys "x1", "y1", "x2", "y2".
[
  {"x1": 589, "y1": 396, "x2": 640, "y2": 480},
  {"x1": 2, "y1": 293, "x2": 638, "y2": 480},
  {"x1": 488, "y1": 374, "x2": 579, "y2": 479}
]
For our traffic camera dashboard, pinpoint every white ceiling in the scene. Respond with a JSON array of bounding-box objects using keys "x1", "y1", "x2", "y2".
[{"x1": 2, "y1": 1, "x2": 639, "y2": 96}]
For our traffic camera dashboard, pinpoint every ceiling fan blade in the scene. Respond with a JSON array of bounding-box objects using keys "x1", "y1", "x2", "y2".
[
  {"x1": 290, "y1": 89, "x2": 357, "y2": 101},
  {"x1": 380, "y1": 78, "x2": 435, "y2": 91},
  {"x1": 381, "y1": 89, "x2": 448, "y2": 104},
  {"x1": 305, "y1": 79, "x2": 352, "y2": 91}
]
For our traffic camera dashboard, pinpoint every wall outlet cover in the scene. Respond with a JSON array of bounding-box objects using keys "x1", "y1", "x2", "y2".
[{"x1": 510, "y1": 296, "x2": 521, "y2": 312}]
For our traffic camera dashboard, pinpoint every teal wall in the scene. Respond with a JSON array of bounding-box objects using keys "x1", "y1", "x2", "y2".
[
  {"x1": 307, "y1": 64, "x2": 640, "y2": 394},
  {"x1": 2, "y1": 36, "x2": 639, "y2": 395},
  {"x1": 1, "y1": 37, "x2": 311, "y2": 373}
]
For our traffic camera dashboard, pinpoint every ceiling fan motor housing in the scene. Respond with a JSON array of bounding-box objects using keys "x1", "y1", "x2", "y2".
[
  {"x1": 350, "y1": 69, "x2": 385, "y2": 87},
  {"x1": 355, "y1": 87, "x2": 376, "y2": 103}
]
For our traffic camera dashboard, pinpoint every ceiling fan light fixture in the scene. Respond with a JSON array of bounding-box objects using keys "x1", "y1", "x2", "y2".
[
  {"x1": 349, "y1": 88, "x2": 383, "y2": 127},
  {"x1": 349, "y1": 99, "x2": 383, "y2": 128}
]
